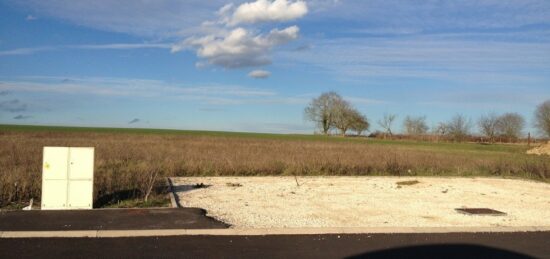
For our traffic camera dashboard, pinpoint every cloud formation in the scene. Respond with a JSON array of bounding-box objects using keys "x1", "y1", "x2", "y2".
[
  {"x1": 248, "y1": 70, "x2": 271, "y2": 78},
  {"x1": 0, "y1": 76, "x2": 310, "y2": 106},
  {"x1": 0, "y1": 43, "x2": 171, "y2": 56},
  {"x1": 25, "y1": 14, "x2": 37, "y2": 21},
  {"x1": 11, "y1": 0, "x2": 227, "y2": 37},
  {"x1": 0, "y1": 99, "x2": 27, "y2": 113},
  {"x1": 0, "y1": 46, "x2": 57, "y2": 56},
  {"x1": 13, "y1": 115, "x2": 32, "y2": 120},
  {"x1": 128, "y1": 118, "x2": 140, "y2": 124},
  {"x1": 181, "y1": 26, "x2": 299, "y2": 68},
  {"x1": 172, "y1": 0, "x2": 307, "y2": 71},
  {"x1": 223, "y1": 0, "x2": 308, "y2": 25}
]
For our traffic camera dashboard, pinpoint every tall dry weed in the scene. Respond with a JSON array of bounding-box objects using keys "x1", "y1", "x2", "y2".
[{"x1": 0, "y1": 130, "x2": 547, "y2": 207}]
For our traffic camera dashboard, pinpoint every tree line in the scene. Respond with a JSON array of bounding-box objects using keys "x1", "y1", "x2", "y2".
[{"x1": 305, "y1": 92, "x2": 550, "y2": 142}]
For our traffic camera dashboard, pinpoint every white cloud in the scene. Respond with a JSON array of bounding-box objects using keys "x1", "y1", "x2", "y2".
[
  {"x1": 11, "y1": 0, "x2": 228, "y2": 37},
  {"x1": 25, "y1": 14, "x2": 37, "y2": 21},
  {"x1": 10, "y1": 0, "x2": 550, "y2": 38},
  {"x1": 171, "y1": 1, "x2": 307, "y2": 72},
  {"x1": 248, "y1": 70, "x2": 271, "y2": 78},
  {"x1": 7, "y1": 0, "x2": 339, "y2": 37},
  {"x1": 178, "y1": 26, "x2": 299, "y2": 68},
  {"x1": 0, "y1": 76, "x2": 275, "y2": 98},
  {"x1": 279, "y1": 35, "x2": 550, "y2": 85},
  {"x1": 0, "y1": 76, "x2": 312, "y2": 106},
  {"x1": 225, "y1": 0, "x2": 308, "y2": 25},
  {"x1": 0, "y1": 43, "x2": 171, "y2": 56},
  {"x1": 74, "y1": 43, "x2": 171, "y2": 50},
  {"x1": 0, "y1": 46, "x2": 57, "y2": 56}
]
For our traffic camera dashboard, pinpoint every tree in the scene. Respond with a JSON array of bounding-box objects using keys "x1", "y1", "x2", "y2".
[
  {"x1": 350, "y1": 112, "x2": 370, "y2": 136},
  {"x1": 377, "y1": 113, "x2": 397, "y2": 138},
  {"x1": 433, "y1": 122, "x2": 448, "y2": 136},
  {"x1": 331, "y1": 98, "x2": 362, "y2": 136},
  {"x1": 447, "y1": 114, "x2": 471, "y2": 142},
  {"x1": 478, "y1": 113, "x2": 499, "y2": 143},
  {"x1": 496, "y1": 113, "x2": 525, "y2": 142},
  {"x1": 304, "y1": 92, "x2": 343, "y2": 135},
  {"x1": 403, "y1": 115, "x2": 428, "y2": 136},
  {"x1": 534, "y1": 100, "x2": 550, "y2": 137}
]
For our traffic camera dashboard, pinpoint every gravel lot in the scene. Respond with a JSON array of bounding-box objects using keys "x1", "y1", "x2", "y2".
[{"x1": 172, "y1": 177, "x2": 550, "y2": 228}]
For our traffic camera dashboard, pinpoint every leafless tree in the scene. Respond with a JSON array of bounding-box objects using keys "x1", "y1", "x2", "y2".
[
  {"x1": 431, "y1": 122, "x2": 448, "y2": 142},
  {"x1": 447, "y1": 114, "x2": 472, "y2": 142},
  {"x1": 534, "y1": 100, "x2": 550, "y2": 137},
  {"x1": 403, "y1": 115, "x2": 429, "y2": 136},
  {"x1": 377, "y1": 113, "x2": 397, "y2": 138},
  {"x1": 496, "y1": 113, "x2": 525, "y2": 142},
  {"x1": 304, "y1": 92, "x2": 343, "y2": 135},
  {"x1": 350, "y1": 112, "x2": 370, "y2": 136},
  {"x1": 433, "y1": 122, "x2": 448, "y2": 136},
  {"x1": 331, "y1": 98, "x2": 360, "y2": 136},
  {"x1": 478, "y1": 113, "x2": 499, "y2": 143}
]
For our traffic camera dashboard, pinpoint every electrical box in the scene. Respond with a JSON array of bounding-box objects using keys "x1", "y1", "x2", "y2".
[{"x1": 41, "y1": 147, "x2": 94, "y2": 210}]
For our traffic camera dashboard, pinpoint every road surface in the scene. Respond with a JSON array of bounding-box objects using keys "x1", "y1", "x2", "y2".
[{"x1": 1, "y1": 232, "x2": 548, "y2": 258}]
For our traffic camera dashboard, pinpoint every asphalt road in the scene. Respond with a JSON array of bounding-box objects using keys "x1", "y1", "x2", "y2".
[
  {"x1": 0, "y1": 208, "x2": 228, "y2": 230},
  {"x1": 1, "y1": 232, "x2": 548, "y2": 259}
]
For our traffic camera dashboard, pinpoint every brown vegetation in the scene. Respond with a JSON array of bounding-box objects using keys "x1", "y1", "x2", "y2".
[{"x1": 1, "y1": 130, "x2": 548, "y2": 207}]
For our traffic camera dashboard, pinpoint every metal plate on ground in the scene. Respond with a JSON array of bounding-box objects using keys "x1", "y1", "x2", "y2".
[{"x1": 455, "y1": 208, "x2": 506, "y2": 216}]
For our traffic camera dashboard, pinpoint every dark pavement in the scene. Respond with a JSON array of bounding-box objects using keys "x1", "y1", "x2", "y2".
[
  {"x1": 1, "y1": 232, "x2": 549, "y2": 259},
  {"x1": 0, "y1": 208, "x2": 229, "y2": 230}
]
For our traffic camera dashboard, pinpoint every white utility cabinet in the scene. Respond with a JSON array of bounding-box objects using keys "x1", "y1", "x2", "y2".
[{"x1": 41, "y1": 147, "x2": 94, "y2": 210}]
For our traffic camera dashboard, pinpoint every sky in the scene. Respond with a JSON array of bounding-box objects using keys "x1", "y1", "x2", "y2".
[{"x1": 0, "y1": 0, "x2": 549, "y2": 135}]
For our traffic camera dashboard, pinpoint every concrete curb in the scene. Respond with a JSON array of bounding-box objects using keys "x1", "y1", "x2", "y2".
[
  {"x1": 2, "y1": 226, "x2": 550, "y2": 238},
  {"x1": 166, "y1": 178, "x2": 181, "y2": 208}
]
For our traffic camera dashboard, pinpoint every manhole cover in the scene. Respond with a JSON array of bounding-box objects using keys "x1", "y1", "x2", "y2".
[{"x1": 455, "y1": 208, "x2": 506, "y2": 216}]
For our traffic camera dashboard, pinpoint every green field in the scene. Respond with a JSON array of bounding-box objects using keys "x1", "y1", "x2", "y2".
[{"x1": 0, "y1": 123, "x2": 529, "y2": 152}]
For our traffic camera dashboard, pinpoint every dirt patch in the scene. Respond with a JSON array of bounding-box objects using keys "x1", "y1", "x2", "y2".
[
  {"x1": 527, "y1": 141, "x2": 550, "y2": 156},
  {"x1": 172, "y1": 176, "x2": 550, "y2": 229}
]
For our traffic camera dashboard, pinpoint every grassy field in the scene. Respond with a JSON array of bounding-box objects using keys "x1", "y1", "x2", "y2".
[{"x1": 1, "y1": 124, "x2": 548, "y2": 208}]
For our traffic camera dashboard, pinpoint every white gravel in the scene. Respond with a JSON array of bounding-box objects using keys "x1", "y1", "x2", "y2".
[{"x1": 171, "y1": 176, "x2": 550, "y2": 229}]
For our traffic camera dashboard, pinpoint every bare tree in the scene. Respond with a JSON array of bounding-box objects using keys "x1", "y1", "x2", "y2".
[
  {"x1": 478, "y1": 113, "x2": 499, "y2": 143},
  {"x1": 496, "y1": 113, "x2": 525, "y2": 142},
  {"x1": 433, "y1": 122, "x2": 448, "y2": 136},
  {"x1": 432, "y1": 122, "x2": 448, "y2": 142},
  {"x1": 377, "y1": 113, "x2": 397, "y2": 138},
  {"x1": 403, "y1": 115, "x2": 429, "y2": 136},
  {"x1": 304, "y1": 92, "x2": 343, "y2": 135},
  {"x1": 534, "y1": 100, "x2": 550, "y2": 137},
  {"x1": 350, "y1": 112, "x2": 370, "y2": 136},
  {"x1": 447, "y1": 114, "x2": 472, "y2": 142},
  {"x1": 331, "y1": 98, "x2": 359, "y2": 136}
]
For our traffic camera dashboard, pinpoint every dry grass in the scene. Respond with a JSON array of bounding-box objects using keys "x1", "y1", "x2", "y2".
[{"x1": 1, "y1": 129, "x2": 548, "y2": 207}]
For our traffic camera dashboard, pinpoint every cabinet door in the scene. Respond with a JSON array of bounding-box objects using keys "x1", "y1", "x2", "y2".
[
  {"x1": 68, "y1": 180, "x2": 93, "y2": 209},
  {"x1": 68, "y1": 147, "x2": 94, "y2": 180},
  {"x1": 41, "y1": 180, "x2": 68, "y2": 210},
  {"x1": 42, "y1": 147, "x2": 69, "y2": 210},
  {"x1": 43, "y1": 147, "x2": 69, "y2": 180}
]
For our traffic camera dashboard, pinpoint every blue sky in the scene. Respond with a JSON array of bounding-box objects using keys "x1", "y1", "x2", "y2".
[{"x1": 0, "y1": 0, "x2": 549, "y2": 135}]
